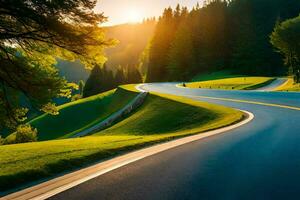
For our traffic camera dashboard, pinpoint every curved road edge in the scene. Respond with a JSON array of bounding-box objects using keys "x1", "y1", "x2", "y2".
[{"x1": 2, "y1": 87, "x2": 254, "y2": 200}]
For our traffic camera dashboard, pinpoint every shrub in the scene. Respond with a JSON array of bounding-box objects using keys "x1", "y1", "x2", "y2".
[
  {"x1": 71, "y1": 94, "x2": 82, "y2": 102},
  {"x1": 14, "y1": 125, "x2": 38, "y2": 144}
]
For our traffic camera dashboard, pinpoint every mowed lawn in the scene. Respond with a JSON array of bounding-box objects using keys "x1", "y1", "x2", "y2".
[
  {"x1": 186, "y1": 77, "x2": 275, "y2": 90},
  {"x1": 29, "y1": 87, "x2": 138, "y2": 140},
  {"x1": 0, "y1": 90, "x2": 243, "y2": 193}
]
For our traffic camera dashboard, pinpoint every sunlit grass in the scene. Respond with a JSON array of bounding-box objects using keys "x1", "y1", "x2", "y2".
[
  {"x1": 192, "y1": 70, "x2": 243, "y2": 82},
  {"x1": 0, "y1": 89, "x2": 243, "y2": 192},
  {"x1": 29, "y1": 87, "x2": 138, "y2": 140},
  {"x1": 186, "y1": 77, "x2": 275, "y2": 90}
]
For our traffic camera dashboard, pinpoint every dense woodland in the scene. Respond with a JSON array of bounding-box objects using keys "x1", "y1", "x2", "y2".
[{"x1": 146, "y1": 0, "x2": 300, "y2": 82}]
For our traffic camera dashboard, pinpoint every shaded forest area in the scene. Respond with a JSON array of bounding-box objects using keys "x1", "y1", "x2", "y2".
[{"x1": 146, "y1": 0, "x2": 300, "y2": 82}]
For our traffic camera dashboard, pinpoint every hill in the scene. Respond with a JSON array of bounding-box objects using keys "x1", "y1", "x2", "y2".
[{"x1": 0, "y1": 86, "x2": 243, "y2": 192}]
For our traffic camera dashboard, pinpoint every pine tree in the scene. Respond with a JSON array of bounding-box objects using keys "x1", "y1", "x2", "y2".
[
  {"x1": 167, "y1": 16, "x2": 195, "y2": 81},
  {"x1": 147, "y1": 7, "x2": 177, "y2": 82},
  {"x1": 127, "y1": 66, "x2": 143, "y2": 84},
  {"x1": 115, "y1": 67, "x2": 126, "y2": 86},
  {"x1": 83, "y1": 65, "x2": 103, "y2": 98}
]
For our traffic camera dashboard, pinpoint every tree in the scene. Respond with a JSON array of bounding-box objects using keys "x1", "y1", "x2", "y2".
[
  {"x1": 83, "y1": 65, "x2": 103, "y2": 97},
  {"x1": 114, "y1": 67, "x2": 126, "y2": 86},
  {"x1": 0, "y1": 0, "x2": 110, "y2": 132},
  {"x1": 167, "y1": 14, "x2": 195, "y2": 81},
  {"x1": 102, "y1": 64, "x2": 115, "y2": 91},
  {"x1": 147, "y1": 7, "x2": 177, "y2": 82},
  {"x1": 127, "y1": 66, "x2": 143, "y2": 84},
  {"x1": 271, "y1": 15, "x2": 300, "y2": 82},
  {"x1": 83, "y1": 63, "x2": 117, "y2": 97}
]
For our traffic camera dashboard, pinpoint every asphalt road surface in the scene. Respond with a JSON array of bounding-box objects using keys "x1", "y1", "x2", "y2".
[{"x1": 50, "y1": 83, "x2": 300, "y2": 200}]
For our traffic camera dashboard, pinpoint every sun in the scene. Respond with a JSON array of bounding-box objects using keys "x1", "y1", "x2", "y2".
[{"x1": 127, "y1": 8, "x2": 141, "y2": 23}]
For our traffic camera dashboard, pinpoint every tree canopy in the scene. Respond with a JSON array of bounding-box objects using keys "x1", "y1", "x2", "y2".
[
  {"x1": 0, "y1": 0, "x2": 110, "y2": 131},
  {"x1": 271, "y1": 15, "x2": 300, "y2": 82}
]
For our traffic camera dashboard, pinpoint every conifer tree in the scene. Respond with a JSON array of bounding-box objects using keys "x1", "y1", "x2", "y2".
[{"x1": 83, "y1": 65, "x2": 103, "y2": 97}]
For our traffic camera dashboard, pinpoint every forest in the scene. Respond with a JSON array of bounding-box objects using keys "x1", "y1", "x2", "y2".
[{"x1": 146, "y1": 0, "x2": 300, "y2": 82}]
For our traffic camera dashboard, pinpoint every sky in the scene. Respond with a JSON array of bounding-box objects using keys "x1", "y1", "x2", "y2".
[{"x1": 95, "y1": 0, "x2": 202, "y2": 26}]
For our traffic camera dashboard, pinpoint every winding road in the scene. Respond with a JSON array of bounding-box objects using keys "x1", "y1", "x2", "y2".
[{"x1": 46, "y1": 83, "x2": 300, "y2": 200}]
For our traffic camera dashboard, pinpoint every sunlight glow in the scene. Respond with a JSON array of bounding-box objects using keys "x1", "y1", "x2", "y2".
[{"x1": 127, "y1": 8, "x2": 142, "y2": 23}]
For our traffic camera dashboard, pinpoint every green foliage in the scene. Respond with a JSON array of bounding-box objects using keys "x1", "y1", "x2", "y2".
[
  {"x1": 83, "y1": 63, "x2": 143, "y2": 98},
  {"x1": 167, "y1": 14, "x2": 196, "y2": 81},
  {"x1": 71, "y1": 94, "x2": 82, "y2": 102},
  {"x1": 0, "y1": 0, "x2": 110, "y2": 132},
  {"x1": 114, "y1": 67, "x2": 126, "y2": 86},
  {"x1": 271, "y1": 15, "x2": 300, "y2": 82},
  {"x1": 127, "y1": 66, "x2": 143, "y2": 84},
  {"x1": 83, "y1": 65, "x2": 106, "y2": 98},
  {"x1": 146, "y1": 7, "x2": 179, "y2": 82},
  {"x1": 15, "y1": 125, "x2": 38, "y2": 144},
  {"x1": 4, "y1": 125, "x2": 38, "y2": 145},
  {"x1": 146, "y1": 0, "x2": 300, "y2": 82}
]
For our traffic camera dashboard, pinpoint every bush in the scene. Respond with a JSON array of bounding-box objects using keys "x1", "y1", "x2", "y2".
[
  {"x1": 14, "y1": 125, "x2": 38, "y2": 144},
  {"x1": 71, "y1": 94, "x2": 82, "y2": 102}
]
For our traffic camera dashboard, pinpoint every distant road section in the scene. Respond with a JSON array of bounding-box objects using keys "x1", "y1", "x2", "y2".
[{"x1": 255, "y1": 78, "x2": 288, "y2": 91}]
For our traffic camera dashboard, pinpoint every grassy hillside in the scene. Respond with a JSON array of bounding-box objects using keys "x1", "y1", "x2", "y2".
[
  {"x1": 97, "y1": 93, "x2": 242, "y2": 136},
  {"x1": 185, "y1": 77, "x2": 275, "y2": 90},
  {"x1": 29, "y1": 88, "x2": 138, "y2": 141},
  {"x1": 191, "y1": 70, "x2": 243, "y2": 82},
  {"x1": 0, "y1": 89, "x2": 243, "y2": 193}
]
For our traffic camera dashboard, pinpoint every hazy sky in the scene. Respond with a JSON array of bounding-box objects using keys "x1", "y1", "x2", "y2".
[{"x1": 95, "y1": 0, "x2": 202, "y2": 26}]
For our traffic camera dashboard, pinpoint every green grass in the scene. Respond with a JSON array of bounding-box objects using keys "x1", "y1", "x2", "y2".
[
  {"x1": 186, "y1": 77, "x2": 275, "y2": 90},
  {"x1": 191, "y1": 70, "x2": 243, "y2": 82},
  {"x1": 275, "y1": 78, "x2": 300, "y2": 92},
  {"x1": 97, "y1": 93, "x2": 242, "y2": 136},
  {"x1": 29, "y1": 87, "x2": 138, "y2": 140},
  {"x1": 0, "y1": 90, "x2": 243, "y2": 193}
]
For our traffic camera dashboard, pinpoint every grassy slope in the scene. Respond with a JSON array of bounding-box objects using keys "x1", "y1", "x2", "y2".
[
  {"x1": 192, "y1": 70, "x2": 243, "y2": 82},
  {"x1": 30, "y1": 88, "x2": 138, "y2": 140},
  {"x1": 0, "y1": 90, "x2": 243, "y2": 193},
  {"x1": 97, "y1": 93, "x2": 242, "y2": 136},
  {"x1": 275, "y1": 78, "x2": 300, "y2": 92},
  {"x1": 186, "y1": 77, "x2": 275, "y2": 90}
]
